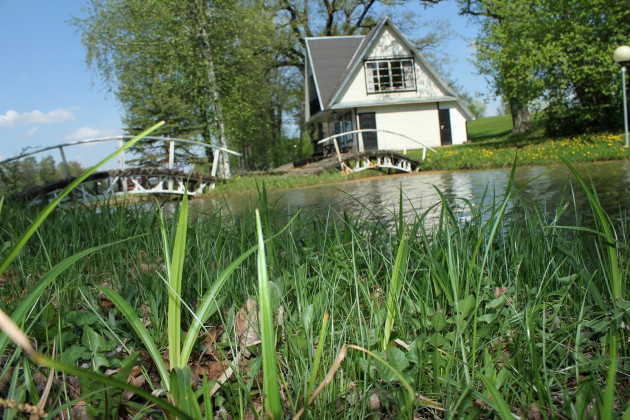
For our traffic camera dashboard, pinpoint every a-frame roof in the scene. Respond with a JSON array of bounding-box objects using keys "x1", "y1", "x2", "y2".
[
  {"x1": 305, "y1": 36, "x2": 364, "y2": 111},
  {"x1": 305, "y1": 18, "x2": 475, "y2": 120}
]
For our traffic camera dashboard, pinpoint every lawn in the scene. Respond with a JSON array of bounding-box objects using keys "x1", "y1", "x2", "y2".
[
  {"x1": 408, "y1": 116, "x2": 630, "y2": 171},
  {"x1": 467, "y1": 114, "x2": 513, "y2": 142},
  {"x1": 0, "y1": 159, "x2": 628, "y2": 418}
]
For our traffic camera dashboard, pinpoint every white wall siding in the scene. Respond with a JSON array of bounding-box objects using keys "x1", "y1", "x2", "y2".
[
  {"x1": 358, "y1": 104, "x2": 443, "y2": 151},
  {"x1": 337, "y1": 28, "x2": 444, "y2": 106},
  {"x1": 368, "y1": 27, "x2": 410, "y2": 58},
  {"x1": 449, "y1": 106, "x2": 469, "y2": 145}
]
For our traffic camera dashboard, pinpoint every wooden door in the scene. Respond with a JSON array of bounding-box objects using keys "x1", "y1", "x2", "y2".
[
  {"x1": 358, "y1": 113, "x2": 378, "y2": 151},
  {"x1": 438, "y1": 108, "x2": 452, "y2": 146}
]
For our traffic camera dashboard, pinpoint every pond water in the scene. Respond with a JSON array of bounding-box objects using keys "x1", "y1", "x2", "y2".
[{"x1": 189, "y1": 160, "x2": 630, "y2": 226}]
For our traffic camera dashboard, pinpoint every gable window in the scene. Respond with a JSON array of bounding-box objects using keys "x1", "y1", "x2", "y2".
[{"x1": 365, "y1": 59, "x2": 415, "y2": 93}]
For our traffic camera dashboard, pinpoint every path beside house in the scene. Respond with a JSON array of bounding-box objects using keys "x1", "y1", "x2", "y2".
[{"x1": 270, "y1": 156, "x2": 343, "y2": 175}]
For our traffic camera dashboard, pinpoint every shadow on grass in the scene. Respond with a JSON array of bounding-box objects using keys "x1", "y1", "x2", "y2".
[{"x1": 468, "y1": 128, "x2": 513, "y2": 143}]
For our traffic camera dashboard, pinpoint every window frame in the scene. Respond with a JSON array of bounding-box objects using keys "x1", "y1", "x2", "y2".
[{"x1": 364, "y1": 58, "x2": 416, "y2": 94}]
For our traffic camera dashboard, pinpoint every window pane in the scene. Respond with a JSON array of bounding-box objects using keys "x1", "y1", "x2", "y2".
[{"x1": 365, "y1": 59, "x2": 415, "y2": 93}]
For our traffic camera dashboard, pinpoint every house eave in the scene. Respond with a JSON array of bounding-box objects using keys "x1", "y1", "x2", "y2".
[{"x1": 329, "y1": 96, "x2": 459, "y2": 110}]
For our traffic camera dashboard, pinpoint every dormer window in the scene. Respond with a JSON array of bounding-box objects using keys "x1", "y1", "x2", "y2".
[{"x1": 365, "y1": 58, "x2": 415, "y2": 93}]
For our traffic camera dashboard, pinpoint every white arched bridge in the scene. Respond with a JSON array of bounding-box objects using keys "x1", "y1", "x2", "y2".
[
  {"x1": 2, "y1": 129, "x2": 434, "y2": 203},
  {"x1": 291, "y1": 129, "x2": 436, "y2": 174},
  {"x1": 0, "y1": 136, "x2": 241, "y2": 203}
]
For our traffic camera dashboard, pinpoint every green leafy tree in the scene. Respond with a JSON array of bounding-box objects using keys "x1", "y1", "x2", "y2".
[
  {"x1": 0, "y1": 157, "x2": 84, "y2": 195},
  {"x1": 460, "y1": 0, "x2": 630, "y2": 135},
  {"x1": 74, "y1": 0, "x2": 278, "y2": 177}
]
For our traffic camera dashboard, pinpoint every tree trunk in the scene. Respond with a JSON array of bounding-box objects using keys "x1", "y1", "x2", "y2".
[
  {"x1": 510, "y1": 99, "x2": 531, "y2": 134},
  {"x1": 193, "y1": 2, "x2": 231, "y2": 179},
  {"x1": 210, "y1": 96, "x2": 231, "y2": 179}
]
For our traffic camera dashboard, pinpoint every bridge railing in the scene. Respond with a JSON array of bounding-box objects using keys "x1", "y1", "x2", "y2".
[
  {"x1": 0, "y1": 136, "x2": 242, "y2": 180},
  {"x1": 317, "y1": 129, "x2": 437, "y2": 166}
]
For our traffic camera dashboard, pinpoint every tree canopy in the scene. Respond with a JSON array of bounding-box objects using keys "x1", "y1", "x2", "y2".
[{"x1": 460, "y1": 0, "x2": 630, "y2": 134}]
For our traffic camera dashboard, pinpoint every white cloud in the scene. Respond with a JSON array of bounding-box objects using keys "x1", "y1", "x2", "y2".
[
  {"x1": 0, "y1": 108, "x2": 77, "y2": 127},
  {"x1": 22, "y1": 126, "x2": 40, "y2": 137},
  {"x1": 65, "y1": 126, "x2": 102, "y2": 142}
]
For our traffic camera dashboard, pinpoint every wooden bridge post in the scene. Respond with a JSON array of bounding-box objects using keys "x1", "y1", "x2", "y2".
[
  {"x1": 58, "y1": 146, "x2": 71, "y2": 179},
  {"x1": 333, "y1": 138, "x2": 343, "y2": 170},
  {"x1": 168, "y1": 140, "x2": 175, "y2": 170},
  {"x1": 117, "y1": 138, "x2": 126, "y2": 171},
  {"x1": 211, "y1": 149, "x2": 220, "y2": 178},
  {"x1": 167, "y1": 140, "x2": 175, "y2": 191}
]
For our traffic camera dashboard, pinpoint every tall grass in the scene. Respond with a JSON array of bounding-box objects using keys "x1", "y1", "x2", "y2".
[{"x1": 0, "y1": 161, "x2": 629, "y2": 418}]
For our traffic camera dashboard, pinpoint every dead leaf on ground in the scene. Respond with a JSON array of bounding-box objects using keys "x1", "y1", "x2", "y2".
[
  {"x1": 122, "y1": 365, "x2": 146, "y2": 400},
  {"x1": 0, "y1": 366, "x2": 14, "y2": 393},
  {"x1": 133, "y1": 251, "x2": 165, "y2": 279},
  {"x1": 141, "y1": 302, "x2": 152, "y2": 328},
  {"x1": 70, "y1": 401, "x2": 89, "y2": 420},
  {"x1": 202, "y1": 324, "x2": 224, "y2": 356},
  {"x1": 205, "y1": 361, "x2": 230, "y2": 382},
  {"x1": 243, "y1": 398, "x2": 263, "y2": 420},
  {"x1": 235, "y1": 298, "x2": 261, "y2": 357},
  {"x1": 528, "y1": 403, "x2": 542, "y2": 420},
  {"x1": 369, "y1": 391, "x2": 381, "y2": 411}
]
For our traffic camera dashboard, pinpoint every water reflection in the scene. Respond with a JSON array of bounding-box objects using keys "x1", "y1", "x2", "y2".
[{"x1": 189, "y1": 160, "x2": 630, "y2": 226}]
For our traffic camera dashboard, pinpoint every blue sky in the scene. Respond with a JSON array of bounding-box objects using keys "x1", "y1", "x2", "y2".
[{"x1": 0, "y1": 1, "x2": 498, "y2": 167}]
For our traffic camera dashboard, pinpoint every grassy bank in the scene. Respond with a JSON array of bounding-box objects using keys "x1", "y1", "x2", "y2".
[
  {"x1": 218, "y1": 117, "x2": 630, "y2": 196},
  {"x1": 410, "y1": 116, "x2": 630, "y2": 171},
  {"x1": 1, "y1": 164, "x2": 629, "y2": 418},
  {"x1": 213, "y1": 169, "x2": 379, "y2": 196}
]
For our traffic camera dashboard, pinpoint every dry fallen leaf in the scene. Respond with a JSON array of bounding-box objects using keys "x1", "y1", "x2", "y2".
[
  {"x1": 0, "y1": 367, "x2": 14, "y2": 393},
  {"x1": 235, "y1": 298, "x2": 261, "y2": 357},
  {"x1": 369, "y1": 391, "x2": 381, "y2": 411},
  {"x1": 528, "y1": 403, "x2": 542, "y2": 420},
  {"x1": 141, "y1": 302, "x2": 152, "y2": 328},
  {"x1": 70, "y1": 401, "x2": 89, "y2": 420},
  {"x1": 122, "y1": 365, "x2": 146, "y2": 401},
  {"x1": 202, "y1": 325, "x2": 224, "y2": 355}
]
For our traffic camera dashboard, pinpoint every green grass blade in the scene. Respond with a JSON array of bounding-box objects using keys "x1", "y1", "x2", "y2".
[
  {"x1": 347, "y1": 345, "x2": 416, "y2": 417},
  {"x1": 255, "y1": 209, "x2": 282, "y2": 419},
  {"x1": 202, "y1": 372, "x2": 213, "y2": 418},
  {"x1": 168, "y1": 193, "x2": 188, "y2": 370},
  {"x1": 97, "y1": 286, "x2": 170, "y2": 389},
  {"x1": 170, "y1": 367, "x2": 202, "y2": 419},
  {"x1": 601, "y1": 330, "x2": 618, "y2": 420},
  {"x1": 0, "y1": 304, "x2": 190, "y2": 419},
  {"x1": 479, "y1": 374, "x2": 515, "y2": 420},
  {"x1": 562, "y1": 158, "x2": 621, "y2": 301},
  {"x1": 0, "y1": 241, "x2": 123, "y2": 357},
  {"x1": 382, "y1": 233, "x2": 408, "y2": 350},
  {"x1": 0, "y1": 121, "x2": 165, "y2": 277},
  {"x1": 181, "y1": 211, "x2": 301, "y2": 365},
  {"x1": 471, "y1": 155, "x2": 516, "y2": 381},
  {"x1": 39, "y1": 354, "x2": 191, "y2": 420},
  {"x1": 157, "y1": 205, "x2": 172, "y2": 282},
  {"x1": 306, "y1": 312, "x2": 329, "y2": 398}
]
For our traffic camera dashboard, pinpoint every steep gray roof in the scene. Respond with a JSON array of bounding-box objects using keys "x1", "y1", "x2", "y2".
[{"x1": 305, "y1": 36, "x2": 363, "y2": 109}]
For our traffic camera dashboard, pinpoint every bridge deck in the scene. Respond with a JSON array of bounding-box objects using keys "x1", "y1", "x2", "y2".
[
  {"x1": 273, "y1": 151, "x2": 423, "y2": 175},
  {"x1": 17, "y1": 168, "x2": 219, "y2": 203}
]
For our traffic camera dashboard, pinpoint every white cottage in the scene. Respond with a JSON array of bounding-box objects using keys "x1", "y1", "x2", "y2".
[{"x1": 305, "y1": 18, "x2": 474, "y2": 156}]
